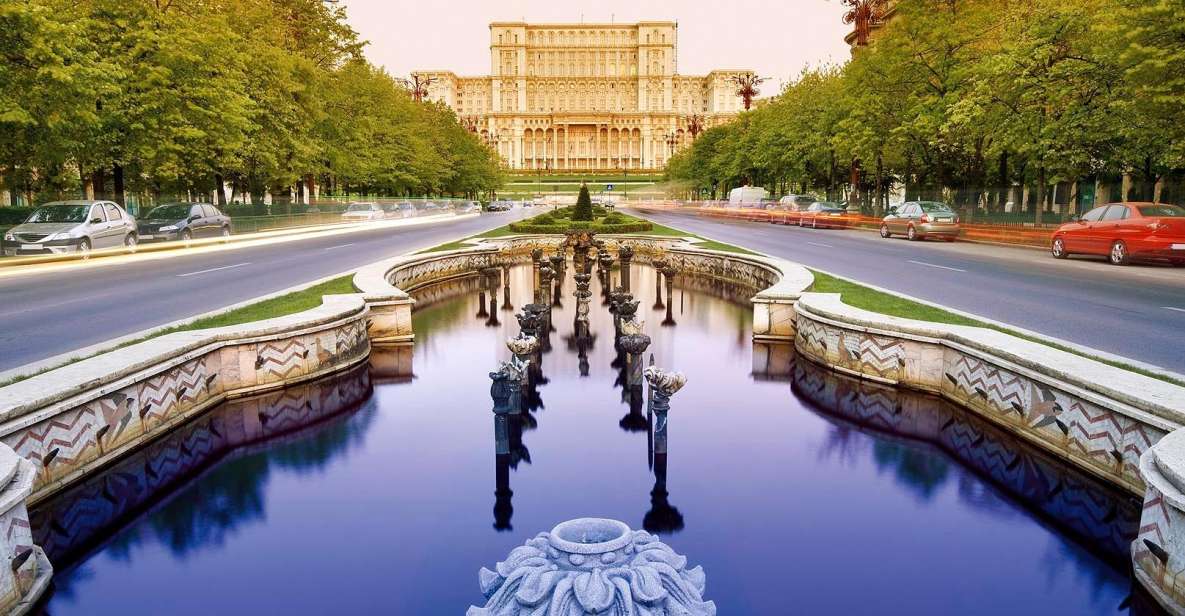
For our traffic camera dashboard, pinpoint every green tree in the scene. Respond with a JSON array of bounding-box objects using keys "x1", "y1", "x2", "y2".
[{"x1": 573, "y1": 183, "x2": 593, "y2": 220}]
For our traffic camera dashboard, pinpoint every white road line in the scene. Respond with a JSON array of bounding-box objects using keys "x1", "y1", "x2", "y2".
[
  {"x1": 806, "y1": 241, "x2": 834, "y2": 248},
  {"x1": 323, "y1": 243, "x2": 356, "y2": 251},
  {"x1": 1164, "y1": 307, "x2": 1185, "y2": 314},
  {"x1": 907, "y1": 260, "x2": 967, "y2": 273},
  {"x1": 176, "y1": 262, "x2": 251, "y2": 278}
]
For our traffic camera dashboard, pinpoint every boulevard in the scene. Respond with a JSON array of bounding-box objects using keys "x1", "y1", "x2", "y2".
[
  {"x1": 629, "y1": 206, "x2": 1185, "y2": 372},
  {"x1": 0, "y1": 210, "x2": 529, "y2": 371}
]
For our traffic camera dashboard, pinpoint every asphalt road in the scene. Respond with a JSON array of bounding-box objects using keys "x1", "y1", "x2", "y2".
[
  {"x1": 628, "y1": 207, "x2": 1185, "y2": 372},
  {"x1": 0, "y1": 211, "x2": 531, "y2": 371}
]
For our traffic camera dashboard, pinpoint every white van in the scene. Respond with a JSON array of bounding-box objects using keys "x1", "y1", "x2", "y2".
[{"x1": 728, "y1": 186, "x2": 769, "y2": 207}]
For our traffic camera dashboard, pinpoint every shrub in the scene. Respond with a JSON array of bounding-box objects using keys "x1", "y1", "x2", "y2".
[
  {"x1": 573, "y1": 185, "x2": 593, "y2": 221},
  {"x1": 0, "y1": 207, "x2": 35, "y2": 225}
]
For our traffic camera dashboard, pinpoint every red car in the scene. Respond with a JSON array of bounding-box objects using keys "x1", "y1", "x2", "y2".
[{"x1": 1051, "y1": 202, "x2": 1185, "y2": 265}]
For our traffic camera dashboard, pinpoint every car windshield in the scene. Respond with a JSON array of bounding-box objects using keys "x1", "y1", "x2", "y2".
[
  {"x1": 347, "y1": 203, "x2": 373, "y2": 212},
  {"x1": 918, "y1": 202, "x2": 954, "y2": 213},
  {"x1": 1137, "y1": 204, "x2": 1185, "y2": 217},
  {"x1": 145, "y1": 204, "x2": 191, "y2": 220},
  {"x1": 25, "y1": 204, "x2": 90, "y2": 223}
]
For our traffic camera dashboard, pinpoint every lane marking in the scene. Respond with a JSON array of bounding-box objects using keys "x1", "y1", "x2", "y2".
[
  {"x1": 176, "y1": 262, "x2": 251, "y2": 278},
  {"x1": 322, "y1": 243, "x2": 356, "y2": 251},
  {"x1": 806, "y1": 241, "x2": 834, "y2": 248},
  {"x1": 1164, "y1": 307, "x2": 1185, "y2": 314},
  {"x1": 907, "y1": 260, "x2": 966, "y2": 273}
]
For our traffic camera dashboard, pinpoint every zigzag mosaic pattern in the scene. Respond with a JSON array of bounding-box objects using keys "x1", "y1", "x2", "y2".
[
  {"x1": 793, "y1": 360, "x2": 1139, "y2": 560},
  {"x1": 30, "y1": 367, "x2": 372, "y2": 565}
]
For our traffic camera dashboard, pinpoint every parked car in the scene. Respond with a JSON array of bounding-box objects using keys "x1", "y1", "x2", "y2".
[
  {"x1": 880, "y1": 201, "x2": 961, "y2": 241},
  {"x1": 382, "y1": 202, "x2": 418, "y2": 219},
  {"x1": 798, "y1": 202, "x2": 850, "y2": 229},
  {"x1": 1050, "y1": 202, "x2": 1185, "y2": 266},
  {"x1": 341, "y1": 202, "x2": 385, "y2": 221},
  {"x1": 455, "y1": 201, "x2": 480, "y2": 214},
  {"x1": 487, "y1": 200, "x2": 513, "y2": 212},
  {"x1": 419, "y1": 201, "x2": 442, "y2": 213},
  {"x1": 3, "y1": 200, "x2": 137, "y2": 257},
  {"x1": 138, "y1": 203, "x2": 230, "y2": 243}
]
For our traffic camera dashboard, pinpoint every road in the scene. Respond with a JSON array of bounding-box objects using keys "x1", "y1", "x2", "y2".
[
  {"x1": 628, "y1": 207, "x2": 1185, "y2": 372},
  {"x1": 0, "y1": 211, "x2": 530, "y2": 371}
]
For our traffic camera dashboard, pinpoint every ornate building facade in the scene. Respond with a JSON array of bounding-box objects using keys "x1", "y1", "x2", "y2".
[{"x1": 416, "y1": 21, "x2": 752, "y2": 172}]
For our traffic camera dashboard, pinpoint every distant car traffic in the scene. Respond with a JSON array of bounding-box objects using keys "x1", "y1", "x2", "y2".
[
  {"x1": 419, "y1": 201, "x2": 443, "y2": 213},
  {"x1": 138, "y1": 203, "x2": 230, "y2": 243},
  {"x1": 771, "y1": 195, "x2": 817, "y2": 225},
  {"x1": 487, "y1": 200, "x2": 513, "y2": 212},
  {"x1": 880, "y1": 201, "x2": 961, "y2": 241},
  {"x1": 382, "y1": 202, "x2": 418, "y2": 219},
  {"x1": 341, "y1": 202, "x2": 385, "y2": 221},
  {"x1": 1051, "y1": 202, "x2": 1185, "y2": 266},
  {"x1": 4, "y1": 200, "x2": 137, "y2": 257},
  {"x1": 798, "y1": 202, "x2": 850, "y2": 228},
  {"x1": 455, "y1": 201, "x2": 480, "y2": 214}
]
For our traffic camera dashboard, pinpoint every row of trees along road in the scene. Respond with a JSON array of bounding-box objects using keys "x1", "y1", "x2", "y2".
[
  {"x1": 0, "y1": 0, "x2": 503, "y2": 211},
  {"x1": 665, "y1": 0, "x2": 1185, "y2": 223}
]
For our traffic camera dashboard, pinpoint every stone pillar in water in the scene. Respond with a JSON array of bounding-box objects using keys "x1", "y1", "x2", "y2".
[
  {"x1": 661, "y1": 264, "x2": 678, "y2": 327},
  {"x1": 530, "y1": 248, "x2": 543, "y2": 303},
  {"x1": 618, "y1": 244, "x2": 634, "y2": 291},
  {"x1": 652, "y1": 258, "x2": 667, "y2": 311},
  {"x1": 501, "y1": 264, "x2": 514, "y2": 311},
  {"x1": 645, "y1": 365, "x2": 686, "y2": 456}
]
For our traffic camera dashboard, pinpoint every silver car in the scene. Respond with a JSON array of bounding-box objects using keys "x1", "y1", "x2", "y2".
[
  {"x1": 3, "y1": 200, "x2": 138, "y2": 257},
  {"x1": 880, "y1": 201, "x2": 961, "y2": 241}
]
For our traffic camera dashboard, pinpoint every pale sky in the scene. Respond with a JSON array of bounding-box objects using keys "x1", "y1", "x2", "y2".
[{"x1": 340, "y1": 0, "x2": 852, "y2": 93}]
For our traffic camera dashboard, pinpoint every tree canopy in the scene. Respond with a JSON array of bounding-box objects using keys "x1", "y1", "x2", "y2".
[
  {"x1": 666, "y1": 0, "x2": 1185, "y2": 216},
  {"x1": 0, "y1": 0, "x2": 502, "y2": 208}
]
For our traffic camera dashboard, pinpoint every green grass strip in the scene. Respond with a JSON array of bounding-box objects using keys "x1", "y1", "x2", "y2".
[{"x1": 0, "y1": 275, "x2": 358, "y2": 388}]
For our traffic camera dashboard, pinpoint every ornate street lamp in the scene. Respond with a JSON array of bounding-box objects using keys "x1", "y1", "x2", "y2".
[
  {"x1": 842, "y1": 0, "x2": 890, "y2": 47},
  {"x1": 405, "y1": 73, "x2": 437, "y2": 103},
  {"x1": 729, "y1": 73, "x2": 766, "y2": 111},
  {"x1": 685, "y1": 114, "x2": 705, "y2": 140}
]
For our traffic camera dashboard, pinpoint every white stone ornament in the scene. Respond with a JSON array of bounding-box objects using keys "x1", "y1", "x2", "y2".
[
  {"x1": 620, "y1": 319, "x2": 645, "y2": 336},
  {"x1": 506, "y1": 334, "x2": 540, "y2": 356},
  {"x1": 643, "y1": 366, "x2": 687, "y2": 397},
  {"x1": 468, "y1": 518, "x2": 715, "y2": 616}
]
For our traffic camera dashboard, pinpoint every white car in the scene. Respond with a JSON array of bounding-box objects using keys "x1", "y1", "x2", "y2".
[
  {"x1": 4, "y1": 200, "x2": 138, "y2": 257},
  {"x1": 341, "y1": 202, "x2": 385, "y2": 221}
]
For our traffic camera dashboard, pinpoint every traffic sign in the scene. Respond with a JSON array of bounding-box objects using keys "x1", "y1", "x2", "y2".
[{"x1": 606, "y1": 184, "x2": 614, "y2": 191}]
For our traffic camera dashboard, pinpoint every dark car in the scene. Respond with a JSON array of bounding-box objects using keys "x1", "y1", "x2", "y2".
[
  {"x1": 798, "y1": 201, "x2": 851, "y2": 228},
  {"x1": 137, "y1": 203, "x2": 231, "y2": 243}
]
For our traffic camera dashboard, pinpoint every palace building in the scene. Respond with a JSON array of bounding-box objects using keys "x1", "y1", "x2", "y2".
[{"x1": 415, "y1": 21, "x2": 753, "y2": 172}]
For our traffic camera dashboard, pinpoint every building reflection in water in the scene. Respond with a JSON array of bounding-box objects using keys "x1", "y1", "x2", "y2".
[{"x1": 30, "y1": 364, "x2": 377, "y2": 571}]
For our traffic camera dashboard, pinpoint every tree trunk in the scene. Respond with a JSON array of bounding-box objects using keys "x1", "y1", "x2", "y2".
[
  {"x1": 1035, "y1": 166, "x2": 1046, "y2": 225},
  {"x1": 80, "y1": 165, "x2": 94, "y2": 200},
  {"x1": 92, "y1": 169, "x2": 106, "y2": 200},
  {"x1": 112, "y1": 164, "x2": 125, "y2": 206},
  {"x1": 214, "y1": 173, "x2": 227, "y2": 206}
]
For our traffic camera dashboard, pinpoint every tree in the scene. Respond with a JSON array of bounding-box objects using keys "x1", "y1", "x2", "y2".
[{"x1": 573, "y1": 184, "x2": 593, "y2": 220}]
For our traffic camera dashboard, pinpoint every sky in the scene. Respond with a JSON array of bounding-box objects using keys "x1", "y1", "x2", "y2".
[{"x1": 339, "y1": 0, "x2": 853, "y2": 94}]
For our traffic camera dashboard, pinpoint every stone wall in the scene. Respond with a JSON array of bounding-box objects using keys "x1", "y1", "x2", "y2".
[{"x1": 791, "y1": 291, "x2": 1185, "y2": 615}]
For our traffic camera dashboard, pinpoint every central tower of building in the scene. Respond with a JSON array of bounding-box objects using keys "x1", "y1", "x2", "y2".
[{"x1": 416, "y1": 21, "x2": 752, "y2": 172}]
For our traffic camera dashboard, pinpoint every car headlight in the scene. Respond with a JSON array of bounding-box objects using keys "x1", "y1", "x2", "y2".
[
  {"x1": 45, "y1": 231, "x2": 78, "y2": 242},
  {"x1": 159, "y1": 225, "x2": 178, "y2": 232},
  {"x1": 3, "y1": 231, "x2": 13, "y2": 241}
]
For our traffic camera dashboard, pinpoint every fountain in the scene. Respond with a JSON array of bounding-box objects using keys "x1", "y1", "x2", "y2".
[{"x1": 468, "y1": 517, "x2": 715, "y2": 615}]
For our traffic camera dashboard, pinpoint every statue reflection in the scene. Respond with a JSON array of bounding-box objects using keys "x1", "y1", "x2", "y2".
[
  {"x1": 481, "y1": 268, "x2": 501, "y2": 327},
  {"x1": 643, "y1": 363, "x2": 687, "y2": 535}
]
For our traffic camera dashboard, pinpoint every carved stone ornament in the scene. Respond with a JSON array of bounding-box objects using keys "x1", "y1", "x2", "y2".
[
  {"x1": 468, "y1": 518, "x2": 715, "y2": 616},
  {"x1": 506, "y1": 334, "x2": 539, "y2": 357},
  {"x1": 644, "y1": 366, "x2": 687, "y2": 398},
  {"x1": 618, "y1": 333, "x2": 652, "y2": 355},
  {"x1": 620, "y1": 319, "x2": 645, "y2": 336}
]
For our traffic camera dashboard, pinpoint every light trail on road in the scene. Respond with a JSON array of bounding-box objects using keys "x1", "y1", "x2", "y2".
[
  {"x1": 176, "y1": 262, "x2": 251, "y2": 277},
  {"x1": 907, "y1": 260, "x2": 967, "y2": 272}
]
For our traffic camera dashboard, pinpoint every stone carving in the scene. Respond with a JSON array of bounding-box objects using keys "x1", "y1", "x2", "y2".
[
  {"x1": 506, "y1": 334, "x2": 539, "y2": 358},
  {"x1": 619, "y1": 333, "x2": 651, "y2": 356},
  {"x1": 468, "y1": 518, "x2": 715, "y2": 616},
  {"x1": 620, "y1": 319, "x2": 645, "y2": 337},
  {"x1": 644, "y1": 366, "x2": 686, "y2": 413}
]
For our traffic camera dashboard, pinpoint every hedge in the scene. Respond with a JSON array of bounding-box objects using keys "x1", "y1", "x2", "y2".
[
  {"x1": 0, "y1": 207, "x2": 34, "y2": 225},
  {"x1": 507, "y1": 221, "x2": 653, "y2": 234}
]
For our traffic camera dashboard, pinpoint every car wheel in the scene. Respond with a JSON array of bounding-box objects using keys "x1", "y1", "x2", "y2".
[
  {"x1": 907, "y1": 225, "x2": 918, "y2": 241},
  {"x1": 221, "y1": 226, "x2": 231, "y2": 242},
  {"x1": 124, "y1": 233, "x2": 138, "y2": 253},
  {"x1": 1109, "y1": 240, "x2": 1129, "y2": 265},
  {"x1": 181, "y1": 229, "x2": 193, "y2": 243},
  {"x1": 77, "y1": 237, "x2": 91, "y2": 259},
  {"x1": 880, "y1": 224, "x2": 891, "y2": 238},
  {"x1": 1051, "y1": 237, "x2": 1067, "y2": 259}
]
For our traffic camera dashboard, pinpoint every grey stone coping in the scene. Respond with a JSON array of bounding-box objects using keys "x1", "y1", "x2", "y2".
[
  {"x1": 1151, "y1": 430, "x2": 1185, "y2": 510},
  {"x1": 0, "y1": 294, "x2": 366, "y2": 425},
  {"x1": 796, "y1": 292, "x2": 1185, "y2": 429}
]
